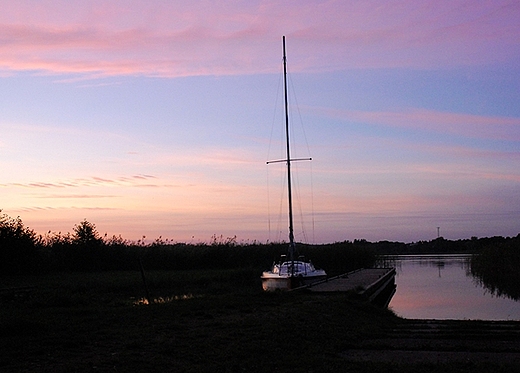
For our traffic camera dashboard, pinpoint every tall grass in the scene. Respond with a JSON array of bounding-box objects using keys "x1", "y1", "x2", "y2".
[
  {"x1": 0, "y1": 211, "x2": 378, "y2": 275},
  {"x1": 0, "y1": 267, "x2": 265, "y2": 309},
  {"x1": 471, "y1": 236, "x2": 520, "y2": 300}
]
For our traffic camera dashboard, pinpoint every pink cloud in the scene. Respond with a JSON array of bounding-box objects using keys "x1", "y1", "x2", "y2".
[
  {"x1": 0, "y1": 175, "x2": 160, "y2": 189},
  {"x1": 36, "y1": 194, "x2": 117, "y2": 199},
  {"x1": 312, "y1": 106, "x2": 520, "y2": 141},
  {"x1": 0, "y1": 1, "x2": 518, "y2": 77}
]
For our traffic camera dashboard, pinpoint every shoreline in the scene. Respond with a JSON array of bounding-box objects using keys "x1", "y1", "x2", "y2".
[{"x1": 1, "y1": 270, "x2": 519, "y2": 371}]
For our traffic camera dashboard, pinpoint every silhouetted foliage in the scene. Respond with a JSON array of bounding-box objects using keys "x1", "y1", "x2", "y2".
[
  {"x1": 1, "y1": 210, "x2": 519, "y2": 278},
  {"x1": 69, "y1": 219, "x2": 105, "y2": 271},
  {"x1": 295, "y1": 241, "x2": 375, "y2": 276},
  {"x1": 0, "y1": 210, "x2": 39, "y2": 274},
  {"x1": 73, "y1": 219, "x2": 103, "y2": 246},
  {"x1": 471, "y1": 235, "x2": 520, "y2": 300}
]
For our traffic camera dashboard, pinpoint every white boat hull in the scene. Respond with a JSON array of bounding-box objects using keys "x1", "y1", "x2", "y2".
[
  {"x1": 261, "y1": 276, "x2": 292, "y2": 291},
  {"x1": 261, "y1": 273, "x2": 326, "y2": 291},
  {"x1": 261, "y1": 260, "x2": 327, "y2": 291}
]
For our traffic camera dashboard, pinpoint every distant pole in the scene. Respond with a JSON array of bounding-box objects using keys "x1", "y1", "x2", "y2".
[{"x1": 437, "y1": 227, "x2": 440, "y2": 238}]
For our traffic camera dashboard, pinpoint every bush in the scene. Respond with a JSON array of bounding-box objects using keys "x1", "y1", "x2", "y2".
[{"x1": 0, "y1": 211, "x2": 39, "y2": 274}]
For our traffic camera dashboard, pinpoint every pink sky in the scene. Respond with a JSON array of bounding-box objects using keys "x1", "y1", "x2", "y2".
[
  {"x1": 1, "y1": 1, "x2": 519, "y2": 243},
  {"x1": 1, "y1": 1, "x2": 518, "y2": 76}
]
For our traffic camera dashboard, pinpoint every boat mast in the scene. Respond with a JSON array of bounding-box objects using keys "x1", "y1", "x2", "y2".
[
  {"x1": 267, "y1": 37, "x2": 311, "y2": 279},
  {"x1": 282, "y1": 36, "x2": 296, "y2": 275}
]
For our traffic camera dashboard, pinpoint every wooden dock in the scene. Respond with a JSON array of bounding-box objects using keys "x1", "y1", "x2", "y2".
[{"x1": 295, "y1": 268, "x2": 397, "y2": 306}]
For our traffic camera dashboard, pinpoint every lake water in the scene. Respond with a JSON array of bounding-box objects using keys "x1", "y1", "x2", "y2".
[{"x1": 387, "y1": 254, "x2": 520, "y2": 320}]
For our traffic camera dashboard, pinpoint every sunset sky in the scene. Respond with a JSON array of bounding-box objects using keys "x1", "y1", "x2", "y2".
[{"x1": 1, "y1": 0, "x2": 519, "y2": 243}]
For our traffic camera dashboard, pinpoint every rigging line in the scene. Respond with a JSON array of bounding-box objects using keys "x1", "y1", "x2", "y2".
[
  {"x1": 286, "y1": 65, "x2": 312, "y2": 160},
  {"x1": 289, "y1": 161, "x2": 307, "y2": 244},
  {"x1": 292, "y1": 162, "x2": 304, "y2": 243},
  {"x1": 268, "y1": 162, "x2": 287, "y2": 244},
  {"x1": 266, "y1": 59, "x2": 285, "y2": 243},
  {"x1": 266, "y1": 60, "x2": 284, "y2": 163},
  {"x1": 276, "y1": 169, "x2": 287, "y2": 243},
  {"x1": 285, "y1": 63, "x2": 314, "y2": 244},
  {"x1": 266, "y1": 164, "x2": 271, "y2": 243},
  {"x1": 310, "y1": 161, "x2": 315, "y2": 244},
  {"x1": 268, "y1": 160, "x2": 288, "y2": 243}
]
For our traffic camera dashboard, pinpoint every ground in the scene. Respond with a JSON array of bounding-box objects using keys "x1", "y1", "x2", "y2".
[{"x1": 1, "y1": 271, "x2": 520, "y2": 372}]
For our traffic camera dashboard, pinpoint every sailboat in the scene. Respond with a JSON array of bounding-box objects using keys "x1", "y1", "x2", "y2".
[{"x1": 261, "y1": 36, "x2": 327, "y2": 291}]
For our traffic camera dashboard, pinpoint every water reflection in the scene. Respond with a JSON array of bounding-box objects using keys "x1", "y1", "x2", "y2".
[
  {"x1": 387, "y1": 255, "x2": 520, "y2": 320},
  {"x1": 133, "y1": 293, "x2": 197, "y2": 305},
  {"x1": 471, "y1": 258, "x2": 520, "y2": 301}
]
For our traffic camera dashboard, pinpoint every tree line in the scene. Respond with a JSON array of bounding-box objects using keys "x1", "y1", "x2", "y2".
[
  {"x1": 0, "y1": 211, "x2": 376, "y2": 275},
  {"x1": 1, "y1": 210, "x2": 519, "y2": 277}
]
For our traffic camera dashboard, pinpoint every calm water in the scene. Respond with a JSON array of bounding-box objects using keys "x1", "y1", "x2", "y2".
[{"x1": 387, "y1": 254, "x2": 520, "y2": 320}]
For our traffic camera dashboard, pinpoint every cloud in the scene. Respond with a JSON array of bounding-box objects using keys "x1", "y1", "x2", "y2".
[
  {"x1": 312, "y1": 106, "x2": 520, "y2": 142},
  {"x1": 36, "y1": 194, "x2": 118, "y2": 199},
  {"x1": 0, "y1": 174, "x2": 160, "y2": 189},
  {"x1": 17, "y1": 206, "x2": 120, "y2": 213},
  {"x1": 0, "y1": 1, "x2": 518, "y2": 78}
]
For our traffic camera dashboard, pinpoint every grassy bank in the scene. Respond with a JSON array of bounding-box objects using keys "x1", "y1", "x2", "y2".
[
  {"x1": 0, "y1": 270, "x2": 395, "y2": 372},
  {"x1": 2, "y1": 213, "x2": 519, "y2": 371},
  {"x1": 1, "y1": 270, "x2": 518, "y2": 372}
]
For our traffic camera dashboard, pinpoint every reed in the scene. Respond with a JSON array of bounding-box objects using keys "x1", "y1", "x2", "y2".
[{"x1": 471, "y1": 235, "x2": 520, "y2": 300}]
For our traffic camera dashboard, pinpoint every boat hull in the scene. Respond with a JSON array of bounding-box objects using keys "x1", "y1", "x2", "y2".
[
  {"x1": 261, "y1": 276, "x2": 292, "y2": 291},
  {"x1": 261, "y1": 272, "x2": 326, "y2": 291}
]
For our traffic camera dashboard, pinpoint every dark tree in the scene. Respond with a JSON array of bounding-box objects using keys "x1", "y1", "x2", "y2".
[
  {"x1": 72, "y1": 219, "x2": 103, "y2": 246},
  {"x1": 70, "y1": 219, "x2": 105, "y2": 270},
  {"x1": 0, "y1": 211, "x2": 39, "y2": 274}
]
